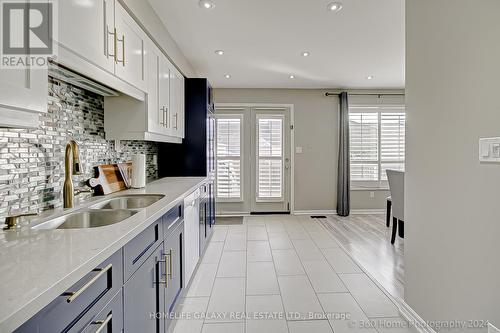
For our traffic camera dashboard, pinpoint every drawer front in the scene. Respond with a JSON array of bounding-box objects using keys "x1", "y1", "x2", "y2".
[
  {"x1": 16, "y1": 250, "x2": 123, "y2": 333},
  {"x1": 123, "y1": 217, "x2": 162, "y2": 281},
  {"x1": 80, "y1": 289, "x2": 123, "y2": 333},
  {"x1": 163, "y1": 203, "x2": 183, "y2": 239}
]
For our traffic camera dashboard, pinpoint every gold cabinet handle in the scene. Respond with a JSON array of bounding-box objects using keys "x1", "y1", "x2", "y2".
[
  {"x1": 160, "y1": 106, "x2": 165, "y2": 126},
  {"x1": 93, "y1": 313, "x2": 112, "y2": 333},
  {"x1": 116, "y1": 34, "x2": 125, "y2": 66},
  {"x1": 113, "y1": 28, "x2": 118, "y2": 63},
  {"x1": 122, "y1": 34, "x2": 125, "y2": 66},
  {"x1": 106, "y1": 26, "x2": 116, "y2": 59},
  {"x1": 168, "y1": 248, "x2": 174, "y2": 280},
  {"x1": 64, "y1": 264, "x2": 112, "y2": 303},
  {"x1": 157, "y1": 251, "x2": 171, "y2": 287}
]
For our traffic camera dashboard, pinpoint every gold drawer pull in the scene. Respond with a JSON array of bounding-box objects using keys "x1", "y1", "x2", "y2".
[
  {"x1": 64, "y1": 264, "x2": 112, "y2": 303},
  {"x1": 93, "y1": 313, "x2": 112, "y2": 333}
]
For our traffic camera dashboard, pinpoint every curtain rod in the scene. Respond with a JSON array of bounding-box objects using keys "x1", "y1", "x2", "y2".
[{"x1": 325, "y1": 92, "x2": 405, "y2": 97}]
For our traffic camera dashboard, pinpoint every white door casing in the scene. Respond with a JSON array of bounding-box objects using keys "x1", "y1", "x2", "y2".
[{"x1": 215, "y1": 104, "x2": 294, "y2": 215}]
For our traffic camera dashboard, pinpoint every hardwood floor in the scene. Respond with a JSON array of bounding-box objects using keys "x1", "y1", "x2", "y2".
[{"x1": 318, "y1": 214, "x2": 405, "y2": 300}]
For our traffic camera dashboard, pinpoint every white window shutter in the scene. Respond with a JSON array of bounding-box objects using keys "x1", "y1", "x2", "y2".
[
  {"x1": 257, "y1": 117, "x2": 283, "y2": 199},
  {"x1": 349, "y1": 108, "x2": 405, "y2": 185},
  {"x1": 216, "y1": 118, "x2": 242, "y2": 199},
  {"x1": 349, "y1": 112, "x2": 379, "y2": 181},
  {"x1": 380, "y1": 112, "x2": 405, "y2": 180}
]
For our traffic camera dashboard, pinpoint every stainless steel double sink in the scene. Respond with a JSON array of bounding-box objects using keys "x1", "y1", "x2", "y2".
[{"x1": 32, "y1": 195, "x2": 165, "y2": 230}]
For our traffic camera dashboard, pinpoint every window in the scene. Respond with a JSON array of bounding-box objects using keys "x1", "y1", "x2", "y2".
[
  {"x1": 216, "y1": 116, "x2": 242, "y2": 200},
  {"x1": 349, "y1": 106, "x2": 405, "y2": 187},
  {"x1": 257, "y1": 116, "x2": 283, "y2": 200}
]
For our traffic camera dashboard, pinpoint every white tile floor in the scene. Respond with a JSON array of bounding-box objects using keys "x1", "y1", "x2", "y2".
[{"x1": 171, "y1": 215, "x2": 417, "y2": 333}]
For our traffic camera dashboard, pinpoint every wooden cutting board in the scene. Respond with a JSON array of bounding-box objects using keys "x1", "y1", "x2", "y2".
[{"x1": 87, "y1": 164, "x2": 127, "y2": 195}]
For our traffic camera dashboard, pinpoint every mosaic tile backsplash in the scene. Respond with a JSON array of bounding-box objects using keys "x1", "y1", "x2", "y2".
[{"x1": 0, "y1": 77, "x2": 159, "y2": 221}]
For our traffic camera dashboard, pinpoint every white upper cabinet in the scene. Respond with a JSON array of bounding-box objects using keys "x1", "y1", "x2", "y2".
[
  {"x1": 57, "y1": 0, "x2": 115, "y2": 73},
  {"x1": 158, "y1": 51, "x2": 172, "y2": 135},
  {"x1": 0, "y1": 66, "x2": 48, "y2": 128},
  {"x1": 170, "y1": 67, "x2": 185, "y2": 138},
  {"x1": 146, "y1": 43, "x2": 171, "y2": 136},
  {"x1": 114, "y1": 2, "x2": 147, "y2": 92},
  {"x1": 55, "y1": 0, "x2": 145, "y2": 99},
  {"x1": 104, "y1": 42, "x2": 185, "y2": 143}
]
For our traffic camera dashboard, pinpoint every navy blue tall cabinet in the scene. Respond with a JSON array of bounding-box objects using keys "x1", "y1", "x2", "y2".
[{"x1": 158, "y1": 78, "x2": 216, "y2": 248}]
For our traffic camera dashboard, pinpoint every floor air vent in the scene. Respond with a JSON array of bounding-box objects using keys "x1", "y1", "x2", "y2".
[{"x1": 311, "y1": 215, "x2": 327, "y2": 219}]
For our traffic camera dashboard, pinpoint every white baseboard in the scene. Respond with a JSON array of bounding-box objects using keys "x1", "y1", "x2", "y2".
[
  {"x1": 216, "y1": 212, "x2": 250, "y2": 217},
  {"x1": 398, "y1": 300, "x2": 437, "y2": 333},
  {"x1": 293, "y1": 210, "x2": 336, "y2": 215},
  {"x1": 350, "y1": 209, "x2": 385, "y2": 215}
]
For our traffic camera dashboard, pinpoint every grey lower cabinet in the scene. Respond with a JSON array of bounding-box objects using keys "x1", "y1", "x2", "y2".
[
  {"x1": 80, "y1": 290, "x2": 123, "y2": 333},
  {"x1": 15, "y1": 203, "x2": 185, "y2": 333},
  {"x1": 123, "y1": 242, "x2": 165, "y2": 333},
  {"x1": 124, "y1": 215, "x2": 184, "y2": 333},
  {"x1": 163, "y1": 221, "x2": 184, "y2": 316}
]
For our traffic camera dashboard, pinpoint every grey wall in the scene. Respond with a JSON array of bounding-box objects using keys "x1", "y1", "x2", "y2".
[
  {"x1": 215, "y1": 88, "x2": 402, "y2": 213},
  {"x1": 215, "y1": 89, "x2": 338, "y2": 212},
  {"x1": 351, "y1": 189, "x2": 390, "y2": 211},
  {"x1": 406, "y1": 0, "x2": 500, "y2": 329},
  {"x1": 0, "y1": 77, "x2": 158, "y2": 221}
]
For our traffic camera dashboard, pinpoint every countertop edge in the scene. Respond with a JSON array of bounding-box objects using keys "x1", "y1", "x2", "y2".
[{"x1": 1, "y1": 177, "x2": 208, "y2": 332}]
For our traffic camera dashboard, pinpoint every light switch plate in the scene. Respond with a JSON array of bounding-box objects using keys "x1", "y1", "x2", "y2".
[{"x1": 479, "y1": 137, "x2": 500, "y2": 162}]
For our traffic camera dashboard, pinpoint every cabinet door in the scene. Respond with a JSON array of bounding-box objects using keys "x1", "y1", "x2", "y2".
[
  {"x1": 164, "y1": 222, "x2": 184, "y2": 314},
  {"x1": 0, "y1": 66, "x2": 47, "y2": 127},
  {"x1": 123, "y1": 243, "x2": 165, "y2": 333},
  {"x1": 114, "y1": 2, "x2": 147, "y2": 91},
  {"x1": 169, "y1": 67, "x2": 185, "y2": 138},
  {"x1": 199, "y1": 198, "x2": 208, "y2": 254},
  {"x1": 57, "y1": 0, "x2": 115, "y2": 73},
  {"x1": 158, "y1": 55, "x2": 172, "y2": 134}
]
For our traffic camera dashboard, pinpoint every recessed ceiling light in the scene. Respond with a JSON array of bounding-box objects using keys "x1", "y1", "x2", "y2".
[
  {"x1": 301, "y1": 51, "x2": 310, "y2": 57},
  {"x1": 224, "y1": 74, "x2": 231, "y2": 79},
  {"x1": 327, "y1": 2, "x2": 343, "y2": 12},
  {"x1": 199, "y1": 0, "x2": 215, "y2": 9},
  {"x1": 215, "y1": 50, "x2": 224, "y2": 55},
  {"x1": 289, "y1": 75, "x2": 295, "y2": 79},
  {"x1": 366, "y1": 75, "x2": 374, "y2": 80}
]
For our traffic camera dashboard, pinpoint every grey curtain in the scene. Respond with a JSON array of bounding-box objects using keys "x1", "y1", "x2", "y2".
[{"x1": 337, "y1": 92, "x2": 350, "y2": 216}]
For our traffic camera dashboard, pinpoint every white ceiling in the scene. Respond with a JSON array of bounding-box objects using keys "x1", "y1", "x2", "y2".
[{"x1": 148, "y1": 0, "x2": 405, "y2": 89}]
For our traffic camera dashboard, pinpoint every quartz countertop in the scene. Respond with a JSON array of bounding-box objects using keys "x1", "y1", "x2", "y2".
[{"x1": 0, "y1": 177, "x2": 207, "y2": 332}]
